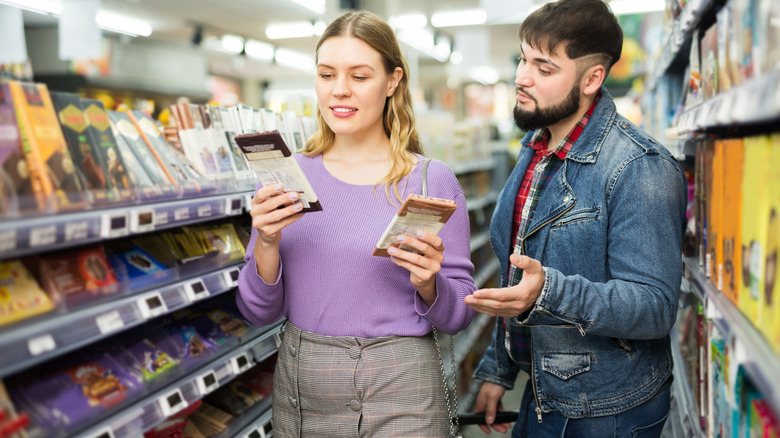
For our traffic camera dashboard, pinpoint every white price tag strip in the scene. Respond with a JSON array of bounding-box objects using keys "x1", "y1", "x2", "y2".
[
  {"x1": 245, "y1": 194, "x2": 253, "y2": 212},
  {"x1": 27, "y1": 334, "x2": 56, "y2": 356},
  {"x1": 84, "y1": 426, "x2": 115, "y2": 438},
  {"x1": 0, "y1": 230, "x2": 17, "y2": 252},
  {"x1": 174, "y1": 207, "x2": 189, "y2": 221},
  {"x1": 155, "y1": 211, "x2": 169, "y2": 226},
  {"x1": 231, "y1": 352, "x2": 252, "y2": 375},
  {"x1": 197, "y1": 204, "x2": 212, "y2": 217},
  {"x1": 196, "y1": 370, "x2": 219, "y2": 396},
  {"x1": 131, "y1": 210, "x2": 155, "y2": 233},
  {"x1": 137, "y1": 292, "x2": 168, "y2": 320},
  {"x1": 185, "y1": 279, "x2": 210, "y2": 302},
  {"x1": 101, "y1": 213, "x2": 129, "y2": 238},
  {"x1": 159, "y1": 388, "x2": 187, "y2": 417},
  {"x1": 64, "y1": 221, "x2": 89, "y2": 242},
  {"x1": 29, "y1": 225, "x2": 57, "y2": 247},
  {"x1": 226, "y1": 197, "x2": 243, "y2": 215},
  {"x1": 223, "y1": 268, "x2": 240, "y2": 288},
  {"x1": 96, "y1": 310, "x2": 125, "y2": 334}
]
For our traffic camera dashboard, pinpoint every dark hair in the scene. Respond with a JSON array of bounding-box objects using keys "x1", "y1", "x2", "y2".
[{"x1": 519, "y1": 0, "x2": 622, "y2": 73}]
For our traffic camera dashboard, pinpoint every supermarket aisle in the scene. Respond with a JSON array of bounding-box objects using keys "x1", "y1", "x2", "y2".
[{"x1": 462, "y1": 375, "x2": 527, "y2": 438}]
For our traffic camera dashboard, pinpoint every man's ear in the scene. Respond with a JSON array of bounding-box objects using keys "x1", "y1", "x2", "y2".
[
  {"x1": 387, "y1": 67, "x2": 403, "y2": 97},
  {"x1": 581, "y1": 64, "x2": 606, "y2": 96}
]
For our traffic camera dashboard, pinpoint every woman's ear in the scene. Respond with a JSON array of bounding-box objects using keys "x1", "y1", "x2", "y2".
[{"x1": 387, "y1": 67, "x2": 403, "y2": 97}]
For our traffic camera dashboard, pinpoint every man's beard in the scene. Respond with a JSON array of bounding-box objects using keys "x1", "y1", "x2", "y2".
[{"x1": 513, "y1": 83, "x2": 581, "y2": 132}]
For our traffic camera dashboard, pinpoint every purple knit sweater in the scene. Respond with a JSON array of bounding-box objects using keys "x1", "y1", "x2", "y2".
[{"x1": 236, "y1": 153, "x2": 476, "y2": 338}]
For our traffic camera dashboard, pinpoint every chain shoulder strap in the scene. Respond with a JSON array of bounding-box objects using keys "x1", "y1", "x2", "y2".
[{"x1": 421, "y1": 158, "x2": 462, "y2": 438}]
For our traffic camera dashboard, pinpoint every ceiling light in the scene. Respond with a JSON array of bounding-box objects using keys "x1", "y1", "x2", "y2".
[
  {"x1": 608, "y1": 0, "x2": 665, "y2": 15},
  {"x1": 266, "y1": 21, "x2": 314, "y2": 39},
  {"x1": 431, "y1": 9, "x2": 487, "y2": 27},
  {"x1": 313, "y1": 20, "x2": 326, "y2": 36},
  {"x1": 435, "y1": 36, "x2": 451, "y2": 62},
  {"x1": 449, "y1": 51, "x2": 463, "y2": 65},
  {"x1": 220, "y1": 34, "x2": 244, "y2": 54},
  {"x1": 245, "y1": 39, "x2": 274, "y2": 61},
  {"x1": 468, "y1": 66, "x2": 498, "y2": 84},
  {"x1": 289, "y1": 0, "x2": 325, "y2": 15},
  {"x1": 275, "y1": 48, "x2": 314, "y2": 71},
  {"x1": 388, "y1": 13, "x2": 427, "y2": 30},
  {"x1": 0, "y1": 0, "x2": 61, "y2": 15},
  {"x1": 95, "y1": 10, "x2": 151, "y2": 37}
]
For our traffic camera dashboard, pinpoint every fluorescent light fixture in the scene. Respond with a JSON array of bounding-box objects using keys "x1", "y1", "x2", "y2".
[
  {"x1": 221, "y1": 34, "x2": 244, "y2": 54},
  {"x1": 398, "y1": 27, "x2": 434, "y2": 51},
  {"x1": 449, "y1": 51, "x2": 463, "y2": 65},
  {"x1": 275, "y1": 47, "x2": 314, "y2": 71},
  {"x1": 435, "y1": 36, "x2": 451, "y2": 62},
  {"x1": 0, "y1": 0, "x2": 61, "y2": 15},
  {"x1": 95, "y1": 10, "x2": 151, "y2": 37},
  {"x1": 289, "y1": 0, "x2": 325, "y2": 15},
  {"x1": 609, "y1": 0, "x2": 664, "y2": 15},
  {"x1": 468, "y1": 65, "x2": 499, "y2": 84},
  {"x1": 388, "y1": 13, "x2": 427, "y2": 30},
  {"x1": 266, "y1": 21, "x2": 314, "y2": 39},
  {"x1": 313, "y1": 20, "x2": 326, "y2": 36},
  {"x1": 431, "y1": 9, "x2": 487, "y2": 27},
  {"x1": 245, "y1": 39, "x2": 274, "y2": 61}
]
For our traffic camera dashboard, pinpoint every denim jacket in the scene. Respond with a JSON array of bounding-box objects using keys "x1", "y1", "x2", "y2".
[{"x1": 473, "y1": 87, "x2": 688, "y2": 419}]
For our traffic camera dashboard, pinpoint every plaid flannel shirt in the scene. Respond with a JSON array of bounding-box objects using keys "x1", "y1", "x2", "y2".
[{"x1": 503, "y1": 93, "x2": 600, "y2": 367}]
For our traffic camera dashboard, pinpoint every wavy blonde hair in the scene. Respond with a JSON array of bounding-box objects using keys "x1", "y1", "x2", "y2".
[{"x1": 303, "y1": 10, "x2": 423, "y2": 204}]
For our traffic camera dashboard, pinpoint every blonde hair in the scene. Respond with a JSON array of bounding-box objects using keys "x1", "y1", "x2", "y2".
[{"x1": 303, "y1": 10, "x2": 423, "y2": 203}]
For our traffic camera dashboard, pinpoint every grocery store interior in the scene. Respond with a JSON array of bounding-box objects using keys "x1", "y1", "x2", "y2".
[{"x1": 0, "y1": 0, "x2": 778, "y2": 436}]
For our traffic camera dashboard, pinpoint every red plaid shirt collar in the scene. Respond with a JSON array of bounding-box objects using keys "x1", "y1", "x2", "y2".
[{"x1": 526, "y1": 91, "x2": 601, "y2": 158}]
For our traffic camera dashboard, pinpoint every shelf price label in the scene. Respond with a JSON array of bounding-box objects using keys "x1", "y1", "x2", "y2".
[
  {"x1": 64, "y1": 221, "x2": 89, "y2": 242},
  {"x1": 197, "y1": 204, "x2": 212, "y2": 218},
  {"x1": 131, "y1": 210, "x2": 155, "y2": 233},
  {"x1": 230, "y1": 352, "x2": 252, "y2": 375},
  {"x1": 84, "y1": 426, "x2": 115, "y2": 438},
  {"x1": 244, "y1": 194, "x2": 253, "y2": 212},
  {"x1": 29, "y1": 225, "x2": 57, "y2": 247},
  {"x1": 100, "y1": 213, "x2": 129, "y2": 238},
  {"x1": 196, "y1": 370, "x2": 219, "y2": 396},
  {"x1": 155, "y1": 211, "x2": 169, "y2": 226},
  {"x1": 159, "y1": 388, "x2": 187, "y2": 417},
  {"x1": 174, "y1": 207, "x2": 189, "y2": 221},
  {"x1": 245, "y1": 428, "x2": 264, "y2": 438},
  {"x1": 223, "y1": 268, "x2": 240, "y2": 288},
  {"x1": 96, "y1": 310, "x2": 125, "y2": 335},
  {"x1": 137, "y1": 292, "x2": 168, "y2": 320},
  {"x1": 0, "y1": 230, "x2": 17, "y2": 253},
  {"x1": 184, "y1": 279, "x2": 209, "y2": 302},
  {"x1": 226, "y1": 197, "x2": 243, "y2": 215},
  {"x1": 27, "y1": 333, "x2": 56, "y2": 356}
]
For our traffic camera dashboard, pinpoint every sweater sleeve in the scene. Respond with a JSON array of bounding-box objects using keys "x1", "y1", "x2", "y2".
[
  {"x1": 413, "y1": 160, "x2": 477, "y2": 335},
  {"x1": 235, "y1": 206, "x2": 287, "y2": 328}
]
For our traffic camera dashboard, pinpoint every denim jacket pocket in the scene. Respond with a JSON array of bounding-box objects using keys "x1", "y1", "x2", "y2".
[
  {"x1": 550, "y1": 207, "x2": 600, "y2": 229},
  {"x1": 541, "y1": 352, "x2": 593, "y2": 380}
]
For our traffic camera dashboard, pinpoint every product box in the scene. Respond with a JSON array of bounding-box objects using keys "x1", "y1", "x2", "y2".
[
  {"x1": 160, "y1": 325, "x2": 215, "y2": 365},
  {"x1": 700, "y1": 24, "x2": 719, "y2": 101},
  {"x1": 38, "y1": 246, "x2": 122, "y2": 308},
  {"x1": 739, "y1": 135, "x2": 772, "y2": 326},
  {"x1": 109, "y1": 244, "x2": 172, "y2": 291},
  {"x1": 709, "y1": 141, "x2": 725, "y2": 287},
  {"x1": 122, "y1": 338, "x2": 180, "y2": 382},
  {"x1": 0, "y1": 82, "x2": 37, "y2": 216},
  {"x1": 761, "y1": 134, "x2": 780, "y2": 350},
  {"x1": 717, "y1": 4, "x2": 736, "y2": 92},
  {"x1": 733, "y1": 0, "x2": 755, "y2": 82},
  {"x1": 0, "y1": 260, "x2": 55, "y2": 327},
  {"x1": 687, "y1": 28, "x2": 703, "y2": 107},
  {"x1": 721, "y1": 138, "x2": 745, "y2": 305},
  {"x1": 8, "y1": 81, "x2": 86, "y2": 212}
]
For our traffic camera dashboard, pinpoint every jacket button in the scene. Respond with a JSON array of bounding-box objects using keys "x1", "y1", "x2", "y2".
[
  {"x1": 563, "y1": 195, "x2": 570, "y2": 202},
  {"x1": 349, "y1": 399, "x2": 362, "y2": 411}
]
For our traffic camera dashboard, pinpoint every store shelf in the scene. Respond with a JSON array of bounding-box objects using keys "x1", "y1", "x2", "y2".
[
  {"x1": 227, "y1": 399, "x2": 273, "y2": 438},
  {"x1": 669, "y1": 327, "x2": 706, "y2": 438},
  {"x1": 74, "y1": 322, "x2": 281, "y2": 438},
  {"x1": 467, "y1": 192, "x2": 500, "y2": 212},
  {"x1": 453, "y1": 313, "x2": 492, "y2": 368},
  {"x1": 0, "y1": 263, "x2": 244, "y2": 378},
  {"x1": 0, "y1": 191, "x2": 252, "y2": 261},
  {"x1": 683, "y1": 257, "x2": 780, "y2": 420},
  {"x1": 474, "y1": 259, "x2": 500, "y2": 289},
  {"x1": 470, "y1": 230, "x2": 490, "y2": 253},
  {"x1": 448, "y1": 157, "x2": 497, "y2": 176},
  {"x1": 676, "y1": 68, "x2": 780, "y2": 134}
]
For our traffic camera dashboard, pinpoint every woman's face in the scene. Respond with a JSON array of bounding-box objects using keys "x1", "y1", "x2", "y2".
[{"x1": 315, "y1": 36, "x2": 401, "y2": 139}]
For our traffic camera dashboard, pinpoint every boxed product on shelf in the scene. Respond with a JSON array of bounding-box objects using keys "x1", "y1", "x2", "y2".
[
  {"x1": 750, "y1": 398, "x2": 780, "y2": 437},
  {"x1": 710, "y1": 337, "x2": 729, "y2": 437},
  {"x1": 107, "y1": 243, "x2": 173, "y2": 291},
  {"x1": 708, "y1": 141, "x2": 725, "y2": 286},
  {"x1": 36, "y1": 246, "x2": 123, "y2": 308},
  {"x1": 156, "y1": 325, "x2": 216, "y2": 367},
  {"x1": 721, "y1": 139, "x2": 745, "y2": 305},
  {"x1": 762, "y1": 135, "x2": 780, "y2": 351},
  {"x1": 216, "y1": 106, "x2": 254, "y2": 186},
  {"x1": 0, "y1": 260, "x2": 56, "y2": 328},
  {"x1": 0, "y1": 379, "x2": 30, "y2": 438},
  {"x1": 733, "y1": 0, "x2": 756, "y2": 82},
  {"x1": 186, "y1": 402, "x2": 233, "y2": 436},
  {"x1": 10, "y1": 352, "x2": 142, "y2": 432},
  {"x1": 766, "y1": 0, "x2": 780, "y2": 75},
  {"x1": 0, "y1": 82, "x2": 38, "y2": 217},
  {"x1": 700, "y1": 23, "x2": 719, "y2": 101},
  {"x1": 119, "y1": 337, "x2": 180, "y2": 382},
  {"x1": 716, "y1": 4, "x2": 737, "y2": 92},
  {"x1": 200, "y1": 105, "x2": 238, "y2": 184},
  {"x1": 170, "y1": 102, "x2": 217, "y2": 179},
  {"x1": 8, "y1": 81, "x2": 87, "y2": 213},
  {"x1": 687, "y1": 28, "x2": 703, "y2": 108}
]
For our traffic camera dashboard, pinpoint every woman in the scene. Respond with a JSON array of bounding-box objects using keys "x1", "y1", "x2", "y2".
[{"x1": 236, "y1": 10, "x2": 476, "y2": 437}]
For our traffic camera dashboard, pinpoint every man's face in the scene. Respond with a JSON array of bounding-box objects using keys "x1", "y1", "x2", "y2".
[{"x1": 513, "y1": 42, "x2": 583, "y2": 132}]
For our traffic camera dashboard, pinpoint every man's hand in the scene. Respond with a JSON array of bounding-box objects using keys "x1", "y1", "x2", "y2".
[
  {"x1": 473, "y1": 381, "x2": 511, "y2": 434},
  {"x1": 464, "y1": 254, "x2": 545, "y2": 317}
]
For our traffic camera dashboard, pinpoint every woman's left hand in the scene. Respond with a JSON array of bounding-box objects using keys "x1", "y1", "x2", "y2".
[{"x1": 387, "y1": 230, "x2": 444, "y2": 307}]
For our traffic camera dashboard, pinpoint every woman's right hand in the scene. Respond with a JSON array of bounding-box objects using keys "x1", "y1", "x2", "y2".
[{"x1": 251, "y1": 184, "x2": 304, "y2": 247}]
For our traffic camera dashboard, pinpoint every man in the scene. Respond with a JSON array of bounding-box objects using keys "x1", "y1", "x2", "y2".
[{"x1": 464, "y1": 0, "x2": 688, "y2": 436}]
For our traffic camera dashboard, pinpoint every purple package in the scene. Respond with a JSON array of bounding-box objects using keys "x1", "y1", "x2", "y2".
[
  {"x1": 0, "y1": 82, "x2": 36, "y2": 214},
  {"x1": 13, "y1": 353, "x2": 142, "y2": 431},
  {"x1": 150, "y1": 326, "x2": 215, "y2": 364}
]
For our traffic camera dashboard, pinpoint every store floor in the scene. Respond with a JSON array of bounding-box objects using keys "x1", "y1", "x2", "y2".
[{"x1": 461, "y1": 374, "x2": 528, "y2": 438}]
